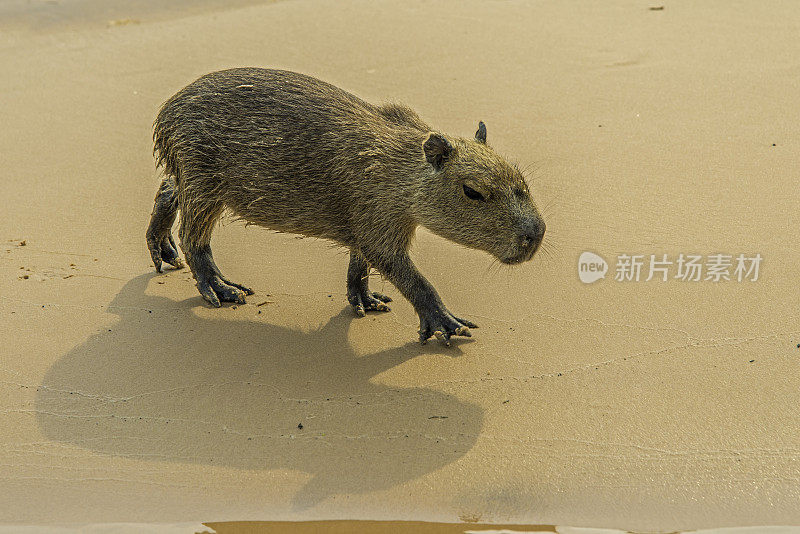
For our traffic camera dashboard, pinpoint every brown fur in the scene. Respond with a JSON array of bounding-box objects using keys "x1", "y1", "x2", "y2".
[{"x1": 146, "y1": 68, "x2": 545, "y2": 345}]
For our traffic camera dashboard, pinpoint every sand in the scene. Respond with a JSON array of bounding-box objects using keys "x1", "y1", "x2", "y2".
[{"x1": 1, "y1": 0, "x2": 799, "y2": 531}]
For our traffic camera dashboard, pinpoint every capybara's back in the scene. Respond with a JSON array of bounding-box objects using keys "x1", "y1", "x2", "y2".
[{"x1": 153, "y1": 68, "x2": 429, "y2": 245}]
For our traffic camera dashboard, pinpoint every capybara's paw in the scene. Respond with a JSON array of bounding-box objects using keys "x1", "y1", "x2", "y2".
[
  {"x1": 197, "y1": 276, "x2": 253, "y2": 307},
  {"x1": 418, "y1": 309, "x2": 478, "y2": 346},
  {"x1": 349, "y1": 290, "x2": 392, "y2": 317},
  {"x1": 147, "y1": 233, "x2": 183, "y2": 273}
]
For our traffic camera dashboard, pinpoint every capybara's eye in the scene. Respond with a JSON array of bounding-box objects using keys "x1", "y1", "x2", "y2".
[{"x1": 463, "y1": 184, "x2": 485, "y2": 202}]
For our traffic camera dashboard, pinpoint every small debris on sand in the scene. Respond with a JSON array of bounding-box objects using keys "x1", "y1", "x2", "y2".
[
  {"x1": 649, "y1": 6, "x2": 664, "y2": 10},
  {"x1": 108, "y1": 19, "x2": 140, "y2": 27},
  {"x1": 297, "y1": 423, "x2": 303, "y2": 430},
  {"x1": 19, "y1": 240, "x2": 26, "y2": 246},
  {"x1": 256, "y1": 300, "x2": 272, "y2": 306}
]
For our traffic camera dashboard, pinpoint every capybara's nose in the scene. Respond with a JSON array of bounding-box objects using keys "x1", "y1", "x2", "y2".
[{"x1": 520, "y1": 218, "x2": 545, "y2": 249}]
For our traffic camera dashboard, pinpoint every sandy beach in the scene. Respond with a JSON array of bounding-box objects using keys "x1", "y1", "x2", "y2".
[{"x1": 1, "y1": 0, "x2": 799, "y2": 531}]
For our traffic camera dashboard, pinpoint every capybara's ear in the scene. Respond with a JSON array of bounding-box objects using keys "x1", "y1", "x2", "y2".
[
  {"x1": 475, "y1": 121, "x2": 487, "y2": 144},
  {"x1": 423, "y1": 133, "x2": 453, "y2": 171}
]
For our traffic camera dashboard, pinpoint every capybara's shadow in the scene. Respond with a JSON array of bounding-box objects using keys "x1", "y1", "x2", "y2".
[{"x1": 35, "y1": 273, "x2": 482, "y2": 509}]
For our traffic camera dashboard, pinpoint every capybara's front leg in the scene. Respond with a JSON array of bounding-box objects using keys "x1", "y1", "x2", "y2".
[
  {"x1": 177, "y1": 194, "x2": 254, "y2": 307},
  {"x1": 347, "y1": 249, "x2": 392, "y2": 317},
  {"x1": 365, "y1": 249, "x2": 477, "y2": 346}
]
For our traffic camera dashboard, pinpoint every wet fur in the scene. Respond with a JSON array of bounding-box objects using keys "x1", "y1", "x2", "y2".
[{"x1": 146, "y1": 68, "x2": 544, "y2": 344}]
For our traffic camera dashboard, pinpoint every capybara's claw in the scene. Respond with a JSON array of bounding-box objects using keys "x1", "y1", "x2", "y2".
[
  {"x1": 455, "y1": 326, "x2": 472, "y2": 336},
  {"x1": 349, "y1": 290, "x2": 392, "y2": 317},
  {"x1": 197, "y1": 276, "x2": 249, "y2": 307},
  {"x1": 454, "y1": 317, "x2": 478, "y2": 329},
  {"x1": 198, "y1": 281, "x2": 222, "y2": 307},
  {"x1": 221, "y1": 277, "x2": 254, "y2": 295},
  {"x1": 163, "y1": 235, "x2": 183, "y2": 269},
  {"x1": 148, "y1": 233, "x2": 183, "y2": 272},
  {"x1": 434, "y1": 330, "x2": 449, "y2": 346},
  {"x1": 418, "y1": 309, "x2": 475, "y2": 346},
  {"x1": 371, "y1": 292, "x2": 392, "y2": 303}
]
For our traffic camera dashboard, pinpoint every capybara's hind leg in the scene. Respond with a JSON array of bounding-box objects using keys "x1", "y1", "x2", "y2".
[
  {"x1": 184, "y1": 245, "x2": 255, "y2": 307},
  {"x1": 179, "y1": 200, "x2": 254, "y2": 307},
  {"x1": 146, "y1": 176, "x2": 183, "y2": 272},
  {"x1": 346, "y1": 249, "x2": 392, "y2": 317}
]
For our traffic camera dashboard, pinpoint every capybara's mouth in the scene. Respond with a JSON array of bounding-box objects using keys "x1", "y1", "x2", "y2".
[{"x1": 500, "y1": 239, "x2": 541, "y2": 265}]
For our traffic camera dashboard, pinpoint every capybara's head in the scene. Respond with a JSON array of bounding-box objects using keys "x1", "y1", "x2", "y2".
[{"x1": 415, "y1": 122, "x2": 546, "y2": 264}]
